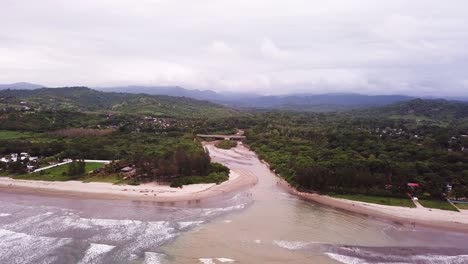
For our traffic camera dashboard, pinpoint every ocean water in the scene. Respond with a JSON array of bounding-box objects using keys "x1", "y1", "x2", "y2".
[{"x1": 0, "y1": 191, "x2": 251, "y2": 264}]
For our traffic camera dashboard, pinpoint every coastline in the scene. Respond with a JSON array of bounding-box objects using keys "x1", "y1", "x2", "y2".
[
  {"x1": 275, "y1": 176, "x2": 468, "y2": 233},
  {"x1": 0, "y1": 168, "x2": 257, "y2": 203},
  {"x1": 258, "y1": 156, "x2": 468, "y2": 233},
  {"x1": 2, "y1": 141, "x2": 468, "y2": 234}
]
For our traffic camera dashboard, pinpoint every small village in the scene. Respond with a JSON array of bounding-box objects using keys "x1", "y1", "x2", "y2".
[
  {"x1": 0, "y1": 152, "x2": 138, "y2": 182},
  {"x1": 369, "y1": 126, "x2": 468, "y2": 152}
]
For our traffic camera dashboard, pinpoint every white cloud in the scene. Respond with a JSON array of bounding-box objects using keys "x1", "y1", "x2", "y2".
[
  {"x1": 260, "y1": 39, "x2": 289, "y2": 60},
  {"x1": 209, "y1": 41, "x2": 234, "y2": 55},
  {"x1": 0, "y1": 0, "x2": 468, "y2": 96}
]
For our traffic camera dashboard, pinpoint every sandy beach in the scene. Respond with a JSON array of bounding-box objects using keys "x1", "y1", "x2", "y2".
[
  {"x1": 0, "y1": 142, "x2": 258, "y2": 202},
  {"x1": 277, "y1": 178, "x2": 468, "y2": 233},
  {"x1": 0, "y1": 168, "x2": 257, "y2": 203}
]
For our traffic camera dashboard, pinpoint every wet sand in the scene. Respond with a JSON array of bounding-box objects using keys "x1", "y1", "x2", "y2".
[{"x1": 0, "y1": 169, "x2": 256, "y2": 203}]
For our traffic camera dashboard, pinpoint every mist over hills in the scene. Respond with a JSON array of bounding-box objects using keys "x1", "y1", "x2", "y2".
[
  {"x1": 1, "y1": 82, "x2": 466, "y2": 112},
  {"x1": 0, "y1": 82, "x2": 44, "y2": 90}
]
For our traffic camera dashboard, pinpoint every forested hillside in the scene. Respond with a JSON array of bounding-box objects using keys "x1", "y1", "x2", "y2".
[
  {"x1": 363, "y1": 99, "x2": 468, "y2": 121},
  {"x1": 246, "y1": 99, "x2": 468, "y2": 201},
  {"x1": 0, "y1": 87, "x2": 236, "y2": 118},
  {"x1": 0, "y1": 87, "x2": 239, "y2": 185}
]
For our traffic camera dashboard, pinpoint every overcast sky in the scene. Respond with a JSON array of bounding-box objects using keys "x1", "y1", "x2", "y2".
[{"x1": 1, "y1": 0, "x2": 468, "y2": 96}]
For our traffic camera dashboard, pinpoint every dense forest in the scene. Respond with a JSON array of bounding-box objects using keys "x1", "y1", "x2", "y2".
[{"x1": 246, "y1": 108, "x2": 468, "y2": 200}]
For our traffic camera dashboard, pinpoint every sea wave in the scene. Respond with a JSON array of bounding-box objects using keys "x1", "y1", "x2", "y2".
[
  {"x1": 325, "y1": 246, "x2": 468, "y2": 264},
  {"x1": 273, "y1": 240, "x2": 310, "y2": 250},
  {"x1": 78, "y1": 243, "x2": 116, "y2": 264}
]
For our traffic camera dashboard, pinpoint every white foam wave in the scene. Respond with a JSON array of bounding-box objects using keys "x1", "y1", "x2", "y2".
[
  {"x1": 144, "y1": 252, "x2": 167, "y2": 264},
  {"x1": 1, "y1": 209, "x2": 178, "y2": 262},
  {"x1": 325, "y1": 253, "x2": 369, "y2": 264},
  {"x1": 273, "y1": 240, "x2": 309, "y2": 250},
  {"x1": 203, "y1": 204, "x2": 246, "y2": 217},
  {"x1": 0, "y1": 213, "x2": 11, "y2": 217},
  {"x1": 0, "y1": 228, "x2": 72, "y2": 264},
  {"x1": 178, "y1": 221, "x2": 204, "y2": 230},
  {"x1": 217, "y1": 258, "x2": 235, "y2": 262},
  {"x1": 409, "y1": 254, "x2": 468, "y2": 264},
  {"x1": 199, "y1": 258, "x2": 236, "y2": 263},
  {"x1": 78, "y1": 243, "x2": 115, "y2": 264},
  {"x1": 326, "y1": 251, "x2": 468, "y2": 264},
  {"x1": 199, "y1": 258, "x2": 216, "y2": 264}
]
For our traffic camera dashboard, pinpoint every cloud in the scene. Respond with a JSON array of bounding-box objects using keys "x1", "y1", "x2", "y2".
[
  {"x1": 209, "y1": 41, "x2": 234, "y2": 55},
  {"x1": 0, "y1": 0, "x2": 468, "y2": 96},
  {"x1": 260, "y1": 39, "x2": 289, "y2": 60}
]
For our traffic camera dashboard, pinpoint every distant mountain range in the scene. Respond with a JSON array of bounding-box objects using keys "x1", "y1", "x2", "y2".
[
  {"x1": 1, "y1": 82, "x2": 466, "y2": 112},
  {"x1": 0, "y1": 86, "x2": 237, "y2": 118},
  {"x1": 0, "y1": 82, "x2": 44, "y2": 90}
]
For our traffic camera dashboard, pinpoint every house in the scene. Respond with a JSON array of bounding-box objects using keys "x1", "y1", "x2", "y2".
[
  {"x1": 121, "y1": 166, "x2": 133, "y2": 173},
  {"x1": 446, "y1": 184, "x2": 453, "y2": 192},
  {"x1": 120, "y1": 166, "x2": 136, "y2": 179}
]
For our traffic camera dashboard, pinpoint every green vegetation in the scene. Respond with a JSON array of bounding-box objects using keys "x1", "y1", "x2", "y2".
[
  {"x1": 82, "y1": 174, "x2": 123, "y2": 184},
  {"x1": 418, "y1": 199, "x2": 459, "y2": 211},
  {"x1": 453, "y1": 203, "x2": 468, "y2": 210},
  {"x1": 170, "y1": 172, "x2": 229, "y2": 188},
  {"x1": 170, "y1": 162, "x2": 230, "y2": 187},
  {"x1": 2, "y1": 87, "x2": 468, "y2": 196},
  {"x1": 215, "y1": 140, "x2": 237, "y2": 149},
  {"x1": 14, "y1": 162, "x2": 105, "y2": 181},
  {"x1": 246, "y1": 101, "x2": 468, "y2": 201},
  {"x1": 331, "y1": 193, "x2": 416, "y2": 207},
  {"x1": 0, "y1": 130, "x2": 42, "y2": 140},
  {"x1": 0, "y1": 87, "x2": 237, "y2": 118}
]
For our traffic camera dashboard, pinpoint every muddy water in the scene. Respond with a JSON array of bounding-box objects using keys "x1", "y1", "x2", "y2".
[
  {"x1": 162, "y1": 144, "x2": 468, "y2": 263},
  {"x1": 1, "y1": 144, "x2": 468, "y2": 263}
]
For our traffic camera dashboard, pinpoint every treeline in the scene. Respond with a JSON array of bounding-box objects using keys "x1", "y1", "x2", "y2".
[
  {"x1": 133, "y1": 149, "x2": 212, "y2": 180},
  {"x1": 246, "y1": 112, "x2": 468, "y2": 199},
  {"x1": 132, "y1": 148, "x2": 230, "y2": 186},
  {"x1": 0, "y1": 132, "x2": 201, "y2": 161}
]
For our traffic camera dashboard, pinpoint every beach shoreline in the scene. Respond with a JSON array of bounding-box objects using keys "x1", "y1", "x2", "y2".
[
  {"x1": 275, "y1": 176, "x2": 468, "y2": 233},
  {"x1": 257, "y1": 155, "x2": 468, "y2": 233},
  {"x1": 0, "y1": 168, "x2": 257, "y2": 203},
  {"x1": 2, "y1": 142, "x2": 468, "y2": 234},
  {"x1": 0, "y1": 142, "x2": 258, "y2": 203}
]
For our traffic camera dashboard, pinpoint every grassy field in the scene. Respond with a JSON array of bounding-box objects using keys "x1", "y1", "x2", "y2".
[
  {"x1": 0, "y1": 130, "x2": 43, "y2": 140},
  {"x1": 454, "y1": 203, "x2": 468, "y2": 210},
  {"x1": 82, "y1": 173, "x2": 123, "y2": 184},
  {"x1": 14, "y1": 162, "x2": 105, "y2": 181},
  {"x1": 170, "y1": 172, "x2": 229, "y2": 188},
  {"x1": 419, "y1": 199, "x2": 459, "y2": 211},
  {"x1": 330, "y1": 194, "x2": 416, "y2": 208}
]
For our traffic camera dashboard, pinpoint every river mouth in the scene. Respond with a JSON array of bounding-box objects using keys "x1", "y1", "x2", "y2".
[
  {"x1": 1, "y1": 144, "x2": 468, "y2": 263},
  {"x1": 161, "y1": 144, "x2": 468, "y2": 263}
]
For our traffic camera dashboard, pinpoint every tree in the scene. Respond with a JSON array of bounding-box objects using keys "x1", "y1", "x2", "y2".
[{"x1": 67, "y1": 159, "x2": 86, "y2": 177}]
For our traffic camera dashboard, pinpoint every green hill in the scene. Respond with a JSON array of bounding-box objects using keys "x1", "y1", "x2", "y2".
[
  {"x1": 0, "y1": 87, "x2": 237, "y2": 118},
  {"x1": 376, "y1": 99, "x2": 468, "y2": 119},
  {"x1": 353, "y1": 99, "x2": 468, "y2": 126}
]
